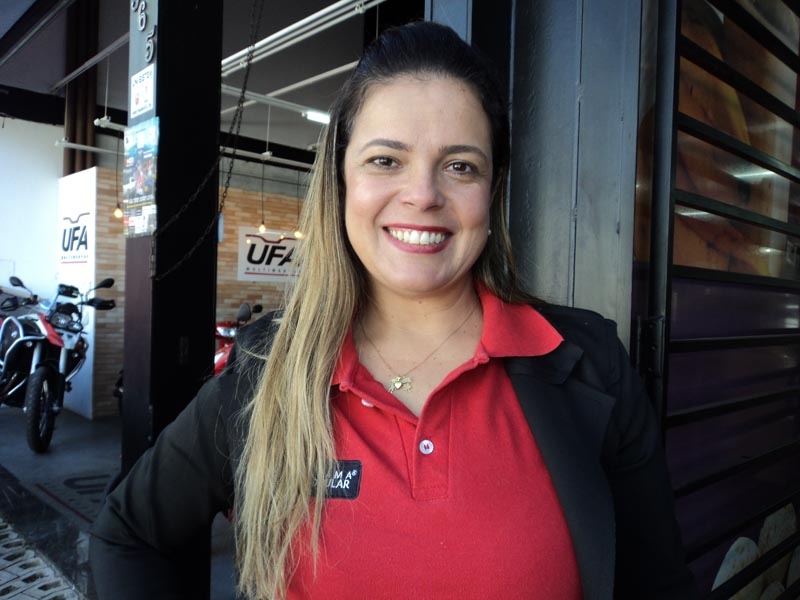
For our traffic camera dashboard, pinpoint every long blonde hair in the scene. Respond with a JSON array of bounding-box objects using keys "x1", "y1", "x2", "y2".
[{"x1": 233, "y1": 21, "x2": 534, "y2": 599}]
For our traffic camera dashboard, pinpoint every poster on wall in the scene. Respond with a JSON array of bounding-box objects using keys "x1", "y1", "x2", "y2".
[
  {"x1": 130, "y1": 63, "x2": 155, "y2": 119},
  {"x1": 237, "y1": 226, "x2": 300, "y2": 282},
  {"x1": 57, "y1": 167, "x2": 97, "y2": 419},
  {"x1": 122, "y1": 116, "x2": 159, "y2": 238}
]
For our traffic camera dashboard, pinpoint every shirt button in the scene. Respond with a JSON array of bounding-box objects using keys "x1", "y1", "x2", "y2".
[{"x1": 419, "y1": 439, "x2": 434, "y2": 455}]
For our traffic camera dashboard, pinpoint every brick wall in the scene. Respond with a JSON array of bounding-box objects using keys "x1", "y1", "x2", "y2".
[
  {"x1": 92, "y1": 167, "x2": 301, "y2": 417},
  {"x1": 94, "y1": 168, "x2": 126, "y2": 418},
  {"x1": 216, "y1": 186, "x2": 301, "y2": 320}
]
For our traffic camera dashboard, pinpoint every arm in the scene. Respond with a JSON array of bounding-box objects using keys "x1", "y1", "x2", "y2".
[
  {"x1": 599, "y1": 326, "x2": 698, "y2": 599},
  {"x1": 89, "y1": 375, "x2": 240, "y2": 599}
]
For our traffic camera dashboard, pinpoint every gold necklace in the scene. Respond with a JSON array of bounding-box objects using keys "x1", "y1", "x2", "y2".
[{"x1": 360, "y1": 304, "x2": 478, "y2": 394}]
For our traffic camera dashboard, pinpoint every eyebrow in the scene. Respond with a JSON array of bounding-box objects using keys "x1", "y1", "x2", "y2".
[
  {"x1": 358, "y1": 139, "x2": 490, "y2": 161},
  {"x1": 358, "y1": 138, "x2": 408, "y2": 152},
  {"x1": 443, "y1": 144, "x2": 490, "y2": 162}
]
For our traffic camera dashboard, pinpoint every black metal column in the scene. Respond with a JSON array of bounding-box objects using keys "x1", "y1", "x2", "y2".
[
  {"x1": 122, "y1": 2, "x2": 221, "y2": 471},
  {"x1": 121, "y1": 3, "x2": 221, "y2": 596}
]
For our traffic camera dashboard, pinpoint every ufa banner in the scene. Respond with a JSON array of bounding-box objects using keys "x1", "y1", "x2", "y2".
[
  {"x1": 237, "y1": 226, "x2": 300, "y2": 282},
  {"x1": 56, "y1": 167, "x2": 97, "y2": 418}
]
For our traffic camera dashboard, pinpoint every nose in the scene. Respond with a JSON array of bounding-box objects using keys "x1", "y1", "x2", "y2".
[{"x1": 401, "y1": 167, "x2": 443, "y2": 211}]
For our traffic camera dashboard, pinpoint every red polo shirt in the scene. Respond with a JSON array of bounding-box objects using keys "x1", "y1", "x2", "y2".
[{"x1": 287, "y1": 287, "x2": 582, "y2": 599}]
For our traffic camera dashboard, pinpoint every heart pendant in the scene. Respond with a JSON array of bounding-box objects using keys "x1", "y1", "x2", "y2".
[{"x1": 388, "y1": 375, "x2": 412, "y2": 393}]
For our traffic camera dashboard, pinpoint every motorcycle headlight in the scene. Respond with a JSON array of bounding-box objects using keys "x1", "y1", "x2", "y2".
[
  {"x1": 67, "y1": 320, "x2": 83, "y2": 332},
  {"x1": 49, "y1": 312, "x2": 71, "y2": 329},
  {"x1": 216, "y1": 325, "x2": 237, "y2": 338}
]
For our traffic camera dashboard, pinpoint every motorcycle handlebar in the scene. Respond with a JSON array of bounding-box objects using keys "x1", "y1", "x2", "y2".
[
  {"x1": 85, "y1": 298, "x2": 116, "y2": 311},
  {"x1": 7, "y1": 277, "x2": 114, "y2": 315},
  {"x1": 0, "y1": 294, "x2": 38, "y2": 312}
]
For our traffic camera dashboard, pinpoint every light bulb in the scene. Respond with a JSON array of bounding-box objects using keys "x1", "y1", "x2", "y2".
[
  {"x1": 303, "y1": 110, "x2": 330, "y2": 124},
  {"x1": 258, "y1": 222, "x2": 266, "y2": 233},
  {"x1": 294, "y1": 229, "x2": 304, "y2": 239},
  {"x1": 113, "y1": 205, "x2": 123, "y2": 219}
]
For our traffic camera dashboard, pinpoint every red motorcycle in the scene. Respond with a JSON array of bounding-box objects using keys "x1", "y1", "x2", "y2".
[
  {"x1": 214, "y1": 302, "x2": 262, "y2": 375},
  {"x1": 0, "y1": 276, "x2": 115, "y2": 452}
]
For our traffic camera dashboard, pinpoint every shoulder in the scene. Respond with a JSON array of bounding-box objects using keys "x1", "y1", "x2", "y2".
[
  {"x1": 535, "y1": 303, "x2": 625, "y2": 388},
  {"x1": 226, "y1": 309, "x2": 282, "y2": 375},
  {"x1": 235, "y1": 308, "x2": 282, "y2": 352},
  {"x1": 536, "y1": 303, "x2": 618, "y2": 344}
]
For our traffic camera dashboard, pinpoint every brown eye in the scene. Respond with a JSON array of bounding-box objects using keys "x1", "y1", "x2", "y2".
[
  {"x1": 447, "y1": 161, "x2": 475, "y2": 174},
  {"x1": 371, "y1": 156, "x2": 398, "y2": 168}
]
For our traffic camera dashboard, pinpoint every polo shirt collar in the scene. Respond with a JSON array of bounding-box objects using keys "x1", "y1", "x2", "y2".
[
  {"x1": 333, "y1": 283, "x2": 564, "y2": 388},
  {"x1": 475, "y1": 284, "x2": 563, "y2": 359}
]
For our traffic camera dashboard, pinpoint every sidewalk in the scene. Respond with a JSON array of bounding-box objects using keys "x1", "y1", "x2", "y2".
[{"x1": 0, "y1": 406, "x2": 236, "y2": 599}]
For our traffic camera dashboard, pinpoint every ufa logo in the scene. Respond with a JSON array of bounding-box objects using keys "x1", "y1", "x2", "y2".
[
  {"x1": 246, "y1": 234, "x2": 294, "y2": 267},
  {"x1": 60, "y1": 212, "x2": 91, "y2": 264},
  {"x1": 62, "y1": 212, "x2": 90, "y2": 252}
]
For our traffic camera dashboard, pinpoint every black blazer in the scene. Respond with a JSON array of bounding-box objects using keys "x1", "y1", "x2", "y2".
[
  {"x1": 90, "y1": 303, "x2": 697, "y2": 599},
  {"x1": 512, "y1": 304, "x2": 696, "y2": 599}
]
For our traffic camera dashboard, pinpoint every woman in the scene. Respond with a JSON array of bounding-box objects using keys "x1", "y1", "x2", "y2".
[{"x1": 90, "y1": 21, "x2": 697, "y2": 599}]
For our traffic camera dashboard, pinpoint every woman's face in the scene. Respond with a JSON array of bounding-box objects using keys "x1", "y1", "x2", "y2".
[{"x1": 343, "y1": 75, "x2": 493, "y2": 301}]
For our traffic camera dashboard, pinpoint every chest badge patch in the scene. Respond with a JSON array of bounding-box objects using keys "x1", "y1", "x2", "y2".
[{"x1": 325, "y1": 460, "x2": 362, "y2": 499}]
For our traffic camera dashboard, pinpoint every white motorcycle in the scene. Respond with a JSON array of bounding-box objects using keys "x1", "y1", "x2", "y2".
[{"x1": 0, "y1": 276, "x2": 115, "y2": 452}]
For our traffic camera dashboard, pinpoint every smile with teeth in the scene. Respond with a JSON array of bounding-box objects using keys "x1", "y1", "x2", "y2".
[{"x1": 387, "y1": 228, "x2": 448, "y2": 246}]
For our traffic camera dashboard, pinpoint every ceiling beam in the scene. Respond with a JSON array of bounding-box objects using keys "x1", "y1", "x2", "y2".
[
  {"x1": 220, "y1": 60, "x2": 356, "y2": 117},
  {"x1": 221, "y1": 0, "x2": 387, "y2": 78},
  {"x1": 0, "y1": 0, "x2": 76, "y2": 69},
  {"x1": 50, "y1": 31, "x2": 129, "y2": 92}
]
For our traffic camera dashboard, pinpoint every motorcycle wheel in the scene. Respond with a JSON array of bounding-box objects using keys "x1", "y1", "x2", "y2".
[{"x1": 24, "y1": 365, "x2": 57, "y2": 453}]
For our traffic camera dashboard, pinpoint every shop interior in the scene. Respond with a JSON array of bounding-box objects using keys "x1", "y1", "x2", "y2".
[
  {"x1": 0, "y1": 1, "x2": 422, "y2": 598},
  {"x1": 1, "y1": 1, "x2": 800, "y2": 599}
]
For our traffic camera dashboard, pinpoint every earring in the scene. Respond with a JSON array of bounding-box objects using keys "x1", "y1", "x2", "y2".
[{"x1": 487, "y1": 228, "x2": 492, "y2": 236}]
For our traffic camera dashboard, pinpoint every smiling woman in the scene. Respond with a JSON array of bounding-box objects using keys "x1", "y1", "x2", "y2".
[
  {"x1": 89, "y1": 20, "x2": 698, "y2": 600},
  {"x1": 344, "y1": 75, "x2": 492, "y2": 311}
]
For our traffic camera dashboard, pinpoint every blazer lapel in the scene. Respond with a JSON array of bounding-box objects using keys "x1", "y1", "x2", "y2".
[{"x1": 505, "y1": 342, "x2": 616, "y2": 600}]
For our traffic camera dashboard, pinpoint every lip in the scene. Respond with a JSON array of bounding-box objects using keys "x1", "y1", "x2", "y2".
[{"x1": 384, "y1": 225, "x2": 451, "y2": 252}]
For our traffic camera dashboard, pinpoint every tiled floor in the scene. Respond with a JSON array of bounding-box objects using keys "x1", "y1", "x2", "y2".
[
  {"x1": 0, "y1": 513, "x2": 85, "y2": 600},
  {"x1": 0, "y1": 405, "x2": 236, "y2": 599}
]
